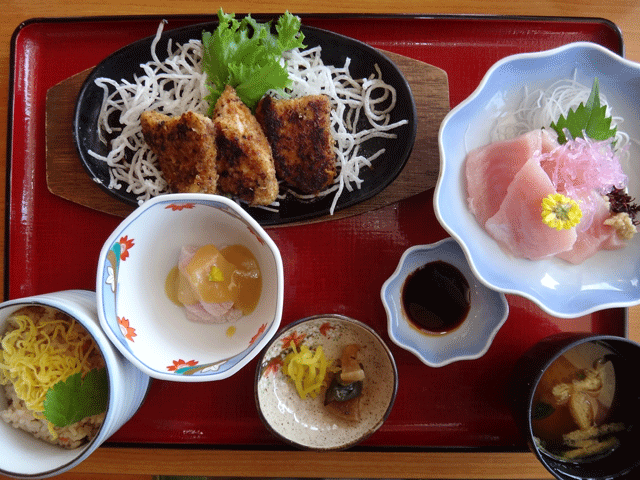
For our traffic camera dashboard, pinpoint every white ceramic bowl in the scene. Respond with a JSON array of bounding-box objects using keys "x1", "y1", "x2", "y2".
[
  {"x1": 435, "y1": 41, "x2": 640, "y2": 318},
  {"x1": 381, "y1": 238, "x2": 509, "y2": 367},
  {"x1": 96, "y1": 193, "x2": 284, "y2": 382},
  {"x1": 255, "y1": 314, "x2": 398, "y2": 450},
  {"x1": 0, "y1": 290, "x2": 150, "y2": 479}
]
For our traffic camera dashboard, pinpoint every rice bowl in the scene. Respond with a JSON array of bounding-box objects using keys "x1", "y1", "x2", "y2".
[
  {"x1": 0, "y1": 290, "x2": 150, "y2": 479},
  {"x1": 0, "y1": 306, "x2": 106, "y2": 449}
]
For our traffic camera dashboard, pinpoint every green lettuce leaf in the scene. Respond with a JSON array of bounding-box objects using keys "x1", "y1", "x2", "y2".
[
  {"x1": 43, "y1": 368, "x2": 108, "y2": 428},
  {"x1": 201, "y1": 9, "x2": 305, "y2": 113},
  {"x1": 549, "y1": 77, "x2": 617, "y2": 144}
]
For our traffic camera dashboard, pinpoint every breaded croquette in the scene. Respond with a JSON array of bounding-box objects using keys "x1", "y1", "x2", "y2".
[
  {"x1": 256, "y1": 94, "x2": 337, "y2": 195},
  {"x1": 140, "y1": 110, "x2": 218, "y2": 194},
  {"x1": 212, "y1": 85, "x2": 279, "y2": 206}
]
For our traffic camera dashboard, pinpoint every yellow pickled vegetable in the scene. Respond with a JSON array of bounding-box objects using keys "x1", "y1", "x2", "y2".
[{"x1": 283, "y1": 341, "x2": 332, "y2": 399}]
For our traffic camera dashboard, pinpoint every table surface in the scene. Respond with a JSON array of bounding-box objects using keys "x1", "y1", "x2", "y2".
[{"x1": 2, "y1": 1, "x2": 640, "y2": 479}]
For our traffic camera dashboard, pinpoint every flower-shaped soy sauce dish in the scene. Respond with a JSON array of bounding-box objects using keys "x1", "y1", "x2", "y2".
[
  {"x1": 381, "y1": 237, "x2": 509, "y2": 367},
  {"x1": 255, "y1": 314, "x2": 398, "y2": 450}
]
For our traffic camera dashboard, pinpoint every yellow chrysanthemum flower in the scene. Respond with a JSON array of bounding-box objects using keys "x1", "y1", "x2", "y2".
[{"x1": 541, "y1": 193, "x2": 582, "y2": 231}]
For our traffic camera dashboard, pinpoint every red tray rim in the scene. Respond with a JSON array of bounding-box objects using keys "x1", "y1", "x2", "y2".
[{"x1": 4, "y1": 14, "x2": 628, "y2": 450}]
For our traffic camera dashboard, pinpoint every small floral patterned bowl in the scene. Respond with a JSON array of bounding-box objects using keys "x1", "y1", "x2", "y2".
[
  {"x1": 96, "y1": 193, "x2": 284, "y2": 382},
  {"x1": 254, "y1": 314, "x2": 398, "y2": 451},
  {"x1": 381, "y1": 238, "x2": 509, "y2": 368}
]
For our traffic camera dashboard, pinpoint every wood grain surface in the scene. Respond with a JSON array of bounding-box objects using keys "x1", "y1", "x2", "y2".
[
  {"x1": 0, "y1": 449, "x2": 556, "y2": 479},
  {"x1": 45, "y1": 50, "x2": 449, "y2": 225}
]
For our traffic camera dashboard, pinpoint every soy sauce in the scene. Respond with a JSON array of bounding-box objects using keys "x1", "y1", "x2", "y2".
[{"x1": 401, "y1": 261, "x2": 471, "y2": 335}]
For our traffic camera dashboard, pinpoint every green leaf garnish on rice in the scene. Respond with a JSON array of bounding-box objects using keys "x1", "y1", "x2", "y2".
[{"x1": 43, "y1": 368, "x2": 108, "y2": 428}]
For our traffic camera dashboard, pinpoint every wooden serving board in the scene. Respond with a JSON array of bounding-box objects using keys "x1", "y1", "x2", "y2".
[{"x1": 45, "y1": 50, "x2": 450, "y2": 225}]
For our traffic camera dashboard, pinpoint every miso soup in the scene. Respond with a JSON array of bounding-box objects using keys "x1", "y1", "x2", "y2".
[{"x1": 531, "y1": 341, "x2": 625, "y2": 462}]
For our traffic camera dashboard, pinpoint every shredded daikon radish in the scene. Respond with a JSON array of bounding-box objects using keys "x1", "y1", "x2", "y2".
[
  {"x1": 90, "y1": 22, "x2": 408, "y2": 213},
  {"x1": 280, "y1": 48, "x2": 408, "y2": 213},
  {"x1": 89, "y1": 21, "x2": 208, "y2": 204},
  {"x1": 491, "y1": 73, "x2": 630, "y2": 158}
]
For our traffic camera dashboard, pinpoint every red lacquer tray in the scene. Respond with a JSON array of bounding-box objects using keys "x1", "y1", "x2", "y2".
[{"x1": 7, "y1": 15, "x2": 627, "y2": 450}]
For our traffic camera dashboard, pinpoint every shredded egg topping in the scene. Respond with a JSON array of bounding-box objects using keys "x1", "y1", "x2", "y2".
[{"x1": 0, "y1": 308, "x2": 102, "y2": 435}]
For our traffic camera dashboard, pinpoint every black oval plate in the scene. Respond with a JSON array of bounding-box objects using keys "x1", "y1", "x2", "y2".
[{"x1": 73, "y1": 20, "x2": 417, "y2": 226}]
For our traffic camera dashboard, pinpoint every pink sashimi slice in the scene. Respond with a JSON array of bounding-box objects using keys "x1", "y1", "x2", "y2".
[
  {"x1": 556, "y1": 194, "x2": 626, "y2": 264},
  {"x1": 466, "y1": 129, "x2": 558, "y2": 226},
  {"x1": 539, "y1": 136, "x2": 627, "y2": 202},
  {"x1": 485, "y1": 157, "x2": 577, "y2": 260},
  {"x1": 178, "y1": 245, "x2": 242, "y2": 324},
  {"x1": 178, "y1": 245, "x2": 199, "y2": 270},
  {"x1": 185, "y1": 301, "x2": 243, "y2": 324}
]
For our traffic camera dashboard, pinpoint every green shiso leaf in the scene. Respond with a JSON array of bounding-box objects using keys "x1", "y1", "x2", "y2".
[
  {"x1": 201, "y1": 9, "x2": 305, "y2": 113},
  {"x1": 43, "y1": 368, "x2": 108, "y2": 428},
  {"x1": 549, "y1": 78, "x2": 617, "y2": 144}
]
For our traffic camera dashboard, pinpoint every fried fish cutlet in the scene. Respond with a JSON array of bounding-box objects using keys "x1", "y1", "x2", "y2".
[
  {"x1": 255, "y1": 94, "x2": 337, "y2": 195},
  {"x1": 212, "y1": 85, "x2": 279, "y2": 206},
  {"x1": 140, "y1": 110, "x2": 218, "y2": 194}
]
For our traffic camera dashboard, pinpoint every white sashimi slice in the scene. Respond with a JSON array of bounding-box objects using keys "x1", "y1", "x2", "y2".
[
  {"x1": 485, "y1": 157, "x2": 577, "y2": 260},
  {"x1": 178, "y1": 245, "x2": 242, "y2": 324},
  {"x1": 466, "y1": 130, "x2": 558, "y2": 226},
  {"x1": 556, "y1": 194, "x2": 626, "y2": 264}
]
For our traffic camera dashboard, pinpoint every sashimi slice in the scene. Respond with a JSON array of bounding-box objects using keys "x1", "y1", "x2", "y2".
[
  {"x1": 539, "y1": 136, "x2": 627, "y2": 234},
  {"x1": 178, "y1": 245, "x2": 199, "y2": 270},
  {"x1": 185, "y1": 301, "x2": 243, "y2": 324},
  {"x1": 485, "y1": 157, "x2": 577, "y2": 260},
  {"x1": 466, "y1": 129, "x2": 558, "y2": 226},
  {"x1": 178, "y1": 245, "x2": 242, "y2": 324},
  {"x1": 539, "y1": 136, "x2": 627, "y2": 201},
  {"x1": 556, "y1": 194, "x2": 625, "y2": 264}
]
